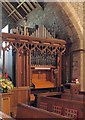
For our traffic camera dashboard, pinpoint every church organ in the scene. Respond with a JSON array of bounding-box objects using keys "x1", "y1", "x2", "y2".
[
  {"x1": 0, "y1": 32, "x2": 66, "y2": 116},
  {"x1": 1, "y1": 32, "x2": 66, "y2": 88}
]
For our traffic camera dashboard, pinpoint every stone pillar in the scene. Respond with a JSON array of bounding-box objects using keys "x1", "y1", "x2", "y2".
[
  {"x1": 80, "y1": 5, "x2": 85, "y2": 90},
  {"x1": 80, "y1": 51, "x2": 85, "y2": 91},
  {"x1": 83, "y1": 51, "x2": 85, "y2": 91},
  {"x1": 81, "y1": 2, "x2": 85, "y2": 91},
  {"x1": 80, "y1": 2, "x2": 85, "y2": 91}
]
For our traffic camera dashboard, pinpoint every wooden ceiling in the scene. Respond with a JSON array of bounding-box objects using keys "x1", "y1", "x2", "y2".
[{"x1": 2, "y1": 0, "x2": 44, "y2": 22}]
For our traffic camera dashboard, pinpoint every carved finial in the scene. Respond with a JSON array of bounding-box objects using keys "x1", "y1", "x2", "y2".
[{"x1": 24, "y1": 16, "x2": 27, "y2": 22}]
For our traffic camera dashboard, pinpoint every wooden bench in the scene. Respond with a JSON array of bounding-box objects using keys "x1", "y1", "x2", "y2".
[
  {"x1": 15, "y1": 103, "x2": 69, "y2": 119},
  {"x1": 61, "y1": 93, "x2": 85, "y2": 102},
  {"x1": 37, "y1": 93, "x2": 85, "y2": 119}
]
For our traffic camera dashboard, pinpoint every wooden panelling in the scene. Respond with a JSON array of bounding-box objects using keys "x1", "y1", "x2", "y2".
[
  {"x1": 0, "y1": 93, "x2": 13, "y2": 115},
  {"x1": 32, "y1": 70, "x2": 51, "y2": 81},
  {"x1": 9, "y1": 87, "x2": 30, "y2": 117},
  {"x1": 1, "y1": 96, "x2": 10, "y2": 115},
  {"x1": 32, "y1": 71, "x2": 39, "y2": 80}
]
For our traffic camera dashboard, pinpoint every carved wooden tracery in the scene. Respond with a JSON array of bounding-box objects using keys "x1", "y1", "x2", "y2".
[{"x1": 1, "y1": 33, "x2": 66, "y2": 88}]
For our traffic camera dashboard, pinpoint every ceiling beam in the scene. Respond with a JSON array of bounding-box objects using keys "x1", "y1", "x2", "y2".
[
  {"x1": 2, "y1": 4, "x2": 17, "y2": 21},
  {"x1": 7, "y1": 0, "x2": 25, "y2": 18},
  {"x1": 34, "y1": 1, "x2": 41, "y2": 8},
  {"x1": 27, "y1": 2, "x2": 35, "y2": 10},
  {"x1": 30, "y1": 1, "x2": 41, "y2": 8},
  {"x1": 7, "y1": 2, "x2": 23, "y2": 19},
  {"x1": 2, "y1": 2, "x2": 19, "y2": 21},
  {"x1": 7, "y1": 3, "x2": 20, "y2": 20},
  {"x1": 22, "y1": 2, "x2": 31, "y2": 12},
  {"x1": 16, "y1": 0, "x2": 28, "y2": 14}
]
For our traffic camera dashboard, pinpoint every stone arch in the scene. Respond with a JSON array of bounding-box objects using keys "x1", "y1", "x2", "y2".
[
  {"x1": 55, "y1": 2, "x2": 84, "y2": 90},
  {"x1": 57, "y1": 2, "x2": 83, "y2": 49}
]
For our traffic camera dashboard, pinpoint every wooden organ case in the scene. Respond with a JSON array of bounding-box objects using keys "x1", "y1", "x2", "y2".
[
  {"x1": 1, "y1": 32, "x2": 66, "y2": 115},
  {"x1": 1, "y1": 33, "x2": 66, "y2": 88}
]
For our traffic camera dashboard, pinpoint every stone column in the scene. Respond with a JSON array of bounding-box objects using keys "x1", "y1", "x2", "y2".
[
  {"x1": 79, "y1": 3, "x2": 85, "y2": 91},
  {"x1": 82, "y1": 3, "x2": 85, "y2": 91},
  {"x1": 80, "y1": 2, "x2": 85, "y2": 91},
  {"x1": 80, "y1": 51, "x2": 85, "y2": 91}
]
